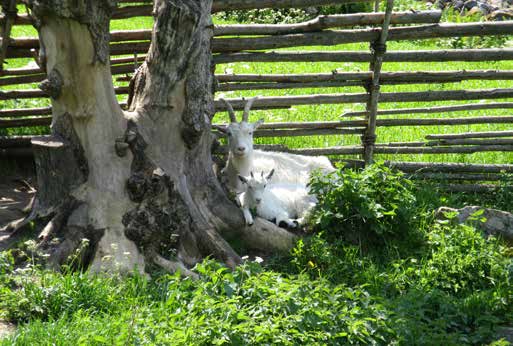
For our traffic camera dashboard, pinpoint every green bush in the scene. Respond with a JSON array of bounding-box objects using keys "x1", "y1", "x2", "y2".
[
  {"x1": 437, "y1": 9, "x2": 510, "y2": 49},
  {"x1": 218, "y1": 3, "x2": 371, "y2": 24},
  {"x1": 218, "y1": 8, "x2": 312, "y2": 25},
  {"x1": 308, "y1": 163, "x2": 421, "y2": 248}
]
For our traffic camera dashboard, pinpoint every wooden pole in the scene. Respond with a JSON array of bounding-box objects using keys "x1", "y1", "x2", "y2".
[
  {"x1": 3, "y1": 89, "x2": 513, "y2": 119},
  {"x1": 216, "y1": 70, "x2": 513, "y2": 83},
  {"x1": 214, "y1": 49, "x2": 513, "y2": 64},
  {"x1": 0, "y1": 0, "x2": 16, "y2": 71},
  {"x1": 363, "y1": 0, "x2": 394, "y2": 165},
  {"x1": 0, "y1": 107, "x2": 52, "y2": 118},
  {"x1": 210, "y1": 22, "x2": 513, "y2": 53},
  {"x1": 216, "y1": 70, "x2": 513, "y2": 90},
  {"x1": 426, "y1": 138, "x2": 513, "y2": 146},
  {"x1": 426, "y1": 130, "x2": 513, "y2": 140},
  {"x1": 373, "y1": 145, "x2": 513, "y2": 154},
  {"x1": 0, "y1": 117, "x2": 52, "y2": 128},
  {"x1": 9, "y1": 22, "x2": 513, "y2": 56},
  {"x1": 342, "y1": 102, "x2": 513, "y2": 117},
  {"x1": 407, "y1": 173, "x2": 504, "y2": 181},
  {"x1": 214, "y1": 11, "x2": 442, "y2": 36},
  {"x1": 215, "y1": 88, "x2": 513, "y2": 110},
  {"x1": 385, "y1": 161, "x2": 513, "y2": 173}
]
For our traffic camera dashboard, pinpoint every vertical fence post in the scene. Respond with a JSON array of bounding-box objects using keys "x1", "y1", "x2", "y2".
[
  {"x1": 374, "y1": 0, "x2": 380, "y2": 12},
  {"x1": 362, "y1": 0, "x2": 394, "y2": 166},
  {"x1": 0, "y1": 0, "x2": 17, "y2": 71}
]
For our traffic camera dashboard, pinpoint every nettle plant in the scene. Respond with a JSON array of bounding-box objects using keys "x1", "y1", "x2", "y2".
[{"x1": 308, "y1": 163, "x2": 419, "y2": 246}]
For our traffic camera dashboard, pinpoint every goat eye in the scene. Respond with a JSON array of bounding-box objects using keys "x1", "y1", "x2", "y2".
[
  {"x1": 248, "y1": 131, "x2": 253, "y2": 135},
  {"x1": 227, "y1": 132, "x2": 232, "y2": 137}
]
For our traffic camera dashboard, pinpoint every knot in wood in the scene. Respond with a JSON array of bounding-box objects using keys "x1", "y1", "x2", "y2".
[
  {"x1": 368, "y1": 84, "x2": 381, "y2": 93},
  {"x1": 370, "y1": 42, "x2": 387, "y2": 56},
  {"x1": 125, "y1": 130, "x2": 137, "y2": 144},
  {"x1": 126, "y1": 172, "x2": 148, "y2": 203},
  {"x1": 115, "y1": 138, "x2": 129, "y2": 157},
  {"x1": 362, "y1": 134, "x2": 377, "y2": 146},
  {"x1": 39, "y1": 69, "x2": 63, "y2": 99}
]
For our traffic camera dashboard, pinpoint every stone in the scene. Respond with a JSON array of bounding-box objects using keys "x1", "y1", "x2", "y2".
[
  {"x1": 436, "y1": 206, "x2": 513, "y2": 244},
  {"x1": 0, "y1": 320, "x2": 15, "y2": 339},
  {"x1": 463, "y1": 0, "x2": 479, "y2": 10},
  {"x1": 488, "y1": 9, "x2": 513, "y2": 20}
]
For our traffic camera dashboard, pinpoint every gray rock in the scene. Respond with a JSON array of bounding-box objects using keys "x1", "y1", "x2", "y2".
[
  {"x1": 453, "y1": 0, "x2": 465, "y2": 10},
  {"x1": 464, "y1": 0, "x2": 479, "y2": 10},
  {"x1": 435, "y1": 206, "x2": 513, "y2": 244},
  {"x1": 479, "y1": 2, "x2": 498, "y2": 14},
  {"x1": 0, "y1": 320, "x2": 15, "y2": 339},
  {"x1": 488, "y1": 9, "x2": 513, "y2": 20}
]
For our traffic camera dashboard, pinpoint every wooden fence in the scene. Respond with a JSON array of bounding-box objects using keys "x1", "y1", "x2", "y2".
[{"x1": 1, "y1": 0, "x2": 513, "y2": 191}]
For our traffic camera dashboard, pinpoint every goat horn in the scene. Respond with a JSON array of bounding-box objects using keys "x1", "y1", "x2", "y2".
[
  {"x1": 220, "y1": 98, "x2": 237, "y2": 123},
  {"x1": 242, "y1": 96, "x2": 258, "y2": 122}
]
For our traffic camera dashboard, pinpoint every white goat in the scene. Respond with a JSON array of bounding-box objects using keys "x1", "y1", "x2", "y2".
[
  {"x1": 219, "y1": 97, "x2": 335, "y2": 194},
  {"x1": 238, "y1": 169, "x2": 317, "y2": 227}
]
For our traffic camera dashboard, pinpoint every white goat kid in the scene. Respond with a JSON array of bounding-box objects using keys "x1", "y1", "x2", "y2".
[
  {"x1": 239, "y1": 170, "x2": 316, "y2": 228},
  {"x1": 219, "y1": 97, "x2": 335, "y2": 194}
]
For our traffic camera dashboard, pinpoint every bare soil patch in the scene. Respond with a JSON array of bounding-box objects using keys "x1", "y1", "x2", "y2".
[
  {"x1": 0, "y1": 175, "x2": 36, "y2": 238},
  {"x1": 0, "y1": 320, "x2": 15, "y2": 339}
]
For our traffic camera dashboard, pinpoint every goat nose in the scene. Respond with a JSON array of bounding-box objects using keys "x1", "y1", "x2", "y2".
[
  {"x1": 255, "y1": 198, "x2": 261, "y2": 204},
  {"x1": 238, "y1": 146, "x2": 246, "y2": 152}
]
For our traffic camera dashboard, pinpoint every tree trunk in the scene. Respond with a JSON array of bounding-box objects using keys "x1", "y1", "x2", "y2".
[{"x1": 1, "y1": 0, "x2": 296, "y2": 274}]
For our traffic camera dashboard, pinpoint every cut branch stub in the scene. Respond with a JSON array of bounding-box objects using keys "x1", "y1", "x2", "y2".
[{"x1": 39, "y1": 68, "x2": 63, "y2": 99}]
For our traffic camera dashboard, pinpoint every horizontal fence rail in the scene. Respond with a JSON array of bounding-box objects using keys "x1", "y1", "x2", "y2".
[
  {"x1": 214, "y1": 11, "x2": 442, "y2": 36},
  {"x1": 214, "y1": 49, "x2": 513, "y2": 63},
  {"x1": 6, "y1": 21, "x2": 513, "y2": 58}
]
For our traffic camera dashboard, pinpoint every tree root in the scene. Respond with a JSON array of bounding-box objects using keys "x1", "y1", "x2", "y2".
[
  {"x1": 152, "y1": 253, "x2": 199, "y2": 279},
  {"x1": 240, "y1": 218, "x2": 299, "y2": 253},
  {"x1": 0, "y1": 198, "x2": 41, "y2": 251},
  {"x1": 1, "y1": 197, "x2": 105, "y2": 271}
]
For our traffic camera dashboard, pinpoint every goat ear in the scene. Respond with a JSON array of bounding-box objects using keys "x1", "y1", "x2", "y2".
[
  {"x1": 253, "y1": 118, "x2": 264, "y2": 129},
  {"x1": 238, "y1": 175, "x2": 247, "y2": 184},
  {"x1": 250, "y1": 172, "x2": 254, "y2": 178},
  {"x1": 266, "y1": 169, "x2": 275, "y2": 180}
]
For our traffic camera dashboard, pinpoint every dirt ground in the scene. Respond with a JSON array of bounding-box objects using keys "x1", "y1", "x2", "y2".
[
  {"x1": 0, "y1": 320, "x2": 15, "y2": 340},
  {"x1": 0, "y1": 174, "x2": 36, "y2": 239}
]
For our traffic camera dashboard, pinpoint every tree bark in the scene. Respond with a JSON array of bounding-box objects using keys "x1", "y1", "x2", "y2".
[{"x1": 1, "y1": 0, "x2": 296, "y2": 274}]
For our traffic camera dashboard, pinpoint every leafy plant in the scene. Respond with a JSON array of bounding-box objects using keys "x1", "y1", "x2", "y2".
[
  {"x1": 308, "y1": 163, "x2": 421, "y2": 249},
  {"x1": 218, "y1": 3, "x2": 371, "y2": 25}
]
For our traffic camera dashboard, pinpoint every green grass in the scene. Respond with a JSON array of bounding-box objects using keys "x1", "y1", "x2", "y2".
[
  {"x1": 3, "y1": 13, "x2": 513, "y2": 163},
  {"x1": 1, "y1": 188, "x2": 513, "y2": 345}
]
